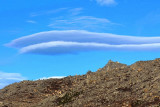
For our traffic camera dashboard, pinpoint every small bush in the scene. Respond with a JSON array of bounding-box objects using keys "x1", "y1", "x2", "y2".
[
  {"x1": 57, "y1": 90, "x2": 83, "y2": 106},
  {"x1": 131, "y1": 100, "x2": 145, "y2": 106}
]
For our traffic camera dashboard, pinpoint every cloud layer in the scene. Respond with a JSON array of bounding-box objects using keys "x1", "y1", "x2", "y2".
[
  {"x1": 6, "y1": 30, "x2": 160, "y2": 55},
  {"x1": 0, "y1": 71, "x2": 26, "y2": 89}
]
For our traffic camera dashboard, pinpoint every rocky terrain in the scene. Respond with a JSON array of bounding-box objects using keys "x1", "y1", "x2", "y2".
[{"x1": 0, "y1": 58, "x2": 160, "y2": 107}]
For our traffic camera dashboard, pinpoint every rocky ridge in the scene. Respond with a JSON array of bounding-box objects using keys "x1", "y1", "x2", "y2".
[{"x1": 0, "y1": 58, "x2": 160, "y2": 107}]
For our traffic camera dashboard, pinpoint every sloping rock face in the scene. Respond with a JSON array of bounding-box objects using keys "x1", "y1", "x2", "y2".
[{"x1": 0, "y1": 58, "x2": 160, "y2": 107}]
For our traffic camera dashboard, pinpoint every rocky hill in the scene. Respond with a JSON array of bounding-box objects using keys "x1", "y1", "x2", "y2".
[{"x1": 0, "y1": 58, "x2": 160, "y2": 107}]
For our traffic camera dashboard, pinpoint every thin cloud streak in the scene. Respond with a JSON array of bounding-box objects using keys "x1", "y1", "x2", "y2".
[
  {"x1": 19, "y1": 41, "x2": 160, "y2": 55},
  {"x1": 48, "y1": 16, "x2": 112, "y2": 31},
  {"x1": 96, "y1": 0, "x2": 116, "y2": 5},
  {"x1": 69, "y1": 8, "x2": 83, "y2": 16},
  {"x1": 0, "y1": 71, "x2": 26, "y2": 81},
  {"x1": 39, "y1": 76, "x2": 65, "y2": 80},
  {"x1": 27, "y1": 20, "x2": 37, "y2": 24},
  {"x1": 0, "y1": 71, "x2": 26, "y2": 89},
  {"x1": 30, "y1": 8, "x2": 68, "y2": 17}
]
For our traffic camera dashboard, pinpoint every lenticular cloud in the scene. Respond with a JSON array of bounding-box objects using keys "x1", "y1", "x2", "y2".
[{"x1": 6, "y1": 30, "x2": 160, "y2": 55}]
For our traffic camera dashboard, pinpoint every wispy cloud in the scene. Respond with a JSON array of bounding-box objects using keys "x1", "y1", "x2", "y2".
[
  {"x1": 48, "y1": 16, "x2": 113, "y2": 31},
  {"x1": 30, "y1": 8, "x2": 68, "y2": 17},
  {"x1": 6, "y1": 30, "x2": 160, "y2": 55},
  {"x1": 0, "y1": 71, "x2": 26, "y2": 89},
  {"x1": 95, "y1": 0, "x2": 117, "y2": 5},
  {"x1": 68, "y1": 8, "x2": 83, "y2": 16},
  {"x1": 29, "y1": 7, "x2": 116, "y2": 31},
  {"x1": 27, "y1": 20, "x2": 37, "y2": 24}
]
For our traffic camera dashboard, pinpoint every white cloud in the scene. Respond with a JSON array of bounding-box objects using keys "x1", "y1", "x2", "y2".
[
  {"x1": 20, "y1": 41, "x2": 160, "y2": 55},
  {"x1": 69, "y1": 8, "x2": 83, "y2": 16},
  {"x1": 30, "y1": 8, "x2": 115, "y2": 31},
  {"x1": 95, "y1": 0, "x2": 116, "y2": 5},
  {"x1": 38, "y1": 76, "x2": 65, "y2": 80},
  {"x1": 48, "y1": 16, "x2": 113, "y2": 31},
  {"x1": 0, "y1": 72, "x2": 26, "y2": 81},
  {"x1": 6, "y1": 30, "x2": 160, "y2": 55},
  {"x1": 0, "y1": 71, "x2": 26, "y2": 89},
  {"x1": 30, "y1": 8, "x2": 68, "y2": 17},
  {"x1": 27, "y1": 20, "x2": 36, "y2": 24},
  {"x1": 30, "y1": 7, "x2": 82, "y2": 17}
]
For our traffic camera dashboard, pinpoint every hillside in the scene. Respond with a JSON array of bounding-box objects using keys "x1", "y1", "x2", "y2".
[{"x1": 0, "y1": 58, "x2": 160, "y2": 107}]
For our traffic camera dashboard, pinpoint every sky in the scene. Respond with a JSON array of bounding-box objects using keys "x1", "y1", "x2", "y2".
[{"x1": 1, "y1": 0, "x2": 160, "y2": 88}]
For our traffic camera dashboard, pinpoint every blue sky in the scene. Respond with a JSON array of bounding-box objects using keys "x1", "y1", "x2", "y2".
[{"x1": 1, "y1": 0, "x2": 160, "y2": 88}]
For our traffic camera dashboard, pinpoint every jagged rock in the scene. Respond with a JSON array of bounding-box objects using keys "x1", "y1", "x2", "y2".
[{"x1": 100, "y1": 60, "x2": 127, "y2": 72}]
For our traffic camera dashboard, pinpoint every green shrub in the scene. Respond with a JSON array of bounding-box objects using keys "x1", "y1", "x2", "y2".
[{"x1": 57, "y1": 90, "x2": 83, "y2": 106}]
